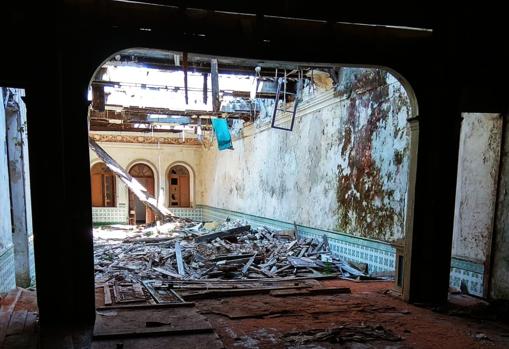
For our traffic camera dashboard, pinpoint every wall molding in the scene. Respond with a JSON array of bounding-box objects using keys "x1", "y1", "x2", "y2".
[{"x1": 90, "y1": 133, "x2": 203, "y2": 146}]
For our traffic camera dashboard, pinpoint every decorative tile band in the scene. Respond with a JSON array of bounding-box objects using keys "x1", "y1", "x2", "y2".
[
  {"x1": 169, "y1": 208, "x2": 203, "y2": 221},
  {"x1": 449, "y1": 257, "x2": 484, "y2": 297},
  {"x1": 92, "y1": 207, "x2": 129, "y2": 224},
  {"x1": 0, "y1": 245, "x2": 16, "y2": 293},
  {"x1": 92, "y1": 207, "x2": 204, "y2": 224}
]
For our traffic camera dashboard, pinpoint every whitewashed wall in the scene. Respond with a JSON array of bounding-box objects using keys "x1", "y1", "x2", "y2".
[
  {"x1": 452, "y1": 114, "x2": 502, "y2": 262},
  {"x1": 0, "y1": 90, "x2": 16, "y2": 292},
  {"x1": 492, "y1": 114, "x2": 509, "y2": 299},
  {"x1": 199, "y1": 70, "x2": 412, "y2": 242}
]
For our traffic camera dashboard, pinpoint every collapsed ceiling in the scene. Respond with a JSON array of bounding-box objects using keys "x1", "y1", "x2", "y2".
[{"x1": 88, "y1": 49, "x2": 338, "y2": 134}]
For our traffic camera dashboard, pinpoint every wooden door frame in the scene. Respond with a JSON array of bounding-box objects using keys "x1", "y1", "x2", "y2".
[
  {"x1": 168, "y1": 165, "x2": 191, "y2": 208},
  {"x1": 166, "y1": 162, "x2": 194, "y2": 208},
  {"x1": 128, "y1": 163, "x2": 156, "y2": 224}
]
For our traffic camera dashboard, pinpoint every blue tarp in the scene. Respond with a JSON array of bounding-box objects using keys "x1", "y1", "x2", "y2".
[{"x1": 211, "y1": 118, "x2": 233, "y2": 151}]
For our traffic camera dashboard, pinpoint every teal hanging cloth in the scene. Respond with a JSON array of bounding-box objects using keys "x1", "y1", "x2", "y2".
[{"x1": 211, "y1": 118, "x2": 233, "y2": 151}]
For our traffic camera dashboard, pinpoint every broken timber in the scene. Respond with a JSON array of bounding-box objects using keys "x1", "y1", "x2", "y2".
[
  {"x1": 195, "y1": 225, "x2": 251, "y2": 243},
  {"x1": 89, "y1": 137, "x2": 174, "y2": 219},
  {"x1": 175, "y1": 241, "x2": 186, "y2": 276}
]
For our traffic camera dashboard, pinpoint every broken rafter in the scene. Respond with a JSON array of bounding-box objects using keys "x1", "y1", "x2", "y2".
[
  {"x1": 89, "y1": 107, "x2": 255, "y2": 120},
  {"x1": 183, "y1": 52, "x2": 189, "y2": 105},
  {"x1": 88, "y1": 137, "x2": 175, "y2": 219},
  {"x1": 202, "y1": 73, "x2": 208, "y2": 104},
  {"x1": 210, "y1": 59, "x2": 220, "y2": 112}
]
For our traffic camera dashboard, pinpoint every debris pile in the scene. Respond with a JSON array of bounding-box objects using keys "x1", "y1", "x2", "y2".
[
  {"x1": 94, "y1": 218, "x2": 388, "y2": 304},
  {"x1": 283, "y1": 325, "x2": 401, "y2": 344}
]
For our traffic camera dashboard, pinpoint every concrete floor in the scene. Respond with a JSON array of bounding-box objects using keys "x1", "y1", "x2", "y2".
[
  {"x1": 3, "y1": 280, "x2": 509, "y2": 348},
  {"x1": 195, "y1": 280, "x2": 509, "y2": 348}
]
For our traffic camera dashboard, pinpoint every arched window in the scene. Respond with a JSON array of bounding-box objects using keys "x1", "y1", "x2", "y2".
[
  {"x1": 129, "y1": 163, "x2": 155, "y2": 224},
  {"x1": 91, "y1": 162, "x2": 116, "y2": 207},
  {"x1": 168, "y1": 165, "x2": 190, "y2": 207}
]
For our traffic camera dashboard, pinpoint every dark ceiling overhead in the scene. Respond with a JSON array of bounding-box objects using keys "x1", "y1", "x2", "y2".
[{"x1": 108, "y1": 0, "x2": 436, "y2": 29}]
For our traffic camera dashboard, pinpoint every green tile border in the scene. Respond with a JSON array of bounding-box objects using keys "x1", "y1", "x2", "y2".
[
  {"x1": 0, "y1": 244, "x2": 16, "y2": 293},
  {"x1": 198, "y1": 205, "x2": 395, "y2": 253},
  {"x1": 451, "y1": 257, "x2": 484, "y2": 274}
]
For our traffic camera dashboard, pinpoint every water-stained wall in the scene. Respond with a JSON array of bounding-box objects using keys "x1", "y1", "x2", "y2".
[
  {"x1": 492, "y1": 115, "x2": 509, "y2": 299},
  {"x1": 0, "y1": 90, "x2": 16, "y2": 292},
  {"x1": 452, "y1": 114, "x2": 502, "y2": 264},
  {"x1": 199, "y1": 68, "x2": 412, "y2": 242}
]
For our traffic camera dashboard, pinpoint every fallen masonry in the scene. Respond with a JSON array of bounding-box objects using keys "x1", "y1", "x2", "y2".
[{"x1": 94, "y1": 217, "x2": 391, "y2": 306}]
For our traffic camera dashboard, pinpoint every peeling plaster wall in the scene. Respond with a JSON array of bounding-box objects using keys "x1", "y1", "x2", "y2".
[
  {"x1": 0, "y1": 92, "x2": 13, "y2": 255},
  {"x1": 5, "y1": 88, "x2": 33, "y2": 287},
  {"x1": 492, "y1": 115, "x2": 509, "y2": 299},
  {"x1": 452, "y1": 114, "x2": 502, "y2": 263},
  {"x1": 89, "y1": 140, "x2": 202, "y2": 219},
  {"x1": 199, "y1": 69, "x2": 411, "y2": 242},
  {"x1": 0, "y1": 90, "x2": 16, "y2": 292}
]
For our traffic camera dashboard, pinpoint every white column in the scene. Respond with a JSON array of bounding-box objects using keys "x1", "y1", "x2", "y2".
[{"x1": 5, "y1": 88, "x2": 32, "y2": 287}]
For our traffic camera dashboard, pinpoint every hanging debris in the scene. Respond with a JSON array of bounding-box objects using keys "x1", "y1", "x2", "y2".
[{"x1": 89, "y1": 137, "x2": 175, "y2": 220}]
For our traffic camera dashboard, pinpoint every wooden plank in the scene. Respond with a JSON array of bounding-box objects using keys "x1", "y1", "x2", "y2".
[
  {"x1": 275, "y1": 229, "x2": 296, "y2": 240},
  {"x1": 241, "y1": 252, "x2": 257, "y2": 274},
  {"x1": 211, "y1": 253, "x2": 255, "y2": 262},
  {"x1": 308, "y1": 287, "x2": 351, "y2": 295},
  {"x1": 23, "y1": 312, "x2": 38, "y2": 334},
  {"x1": 195, "y1": 225, "x2": 251, "y2": 243},
  {"x1": 103, "y1": 285, "x2": 112, "y2": 306},
  {"x1": 183, "y1": 52, "x2": 189, "y2": 105},
  {"x1": 6, "y1": 310, "x2": 28, "y2": 335},
  {"x1": 287, "y1": 256, "x2": 319, "y2": 268},
  {"x1": 143, "y1": 280, "x2": 187, "y2": 305},
  {"x1": 269, "y1": 289, "x2": 311, "y2": 297},
  {"x1": 175, "y1": 242, "x2": 185, "y2": 276},
  {"x1": 96, "y1": 302, "x2": 194, "y2": 311},
  {"x1": 153, "y1": 267, "x2": 184, "y2": 279},
  {"x1": 123, "y1": 236, "x2": 181, "y2": 244},
  {"x1": 202, "y1": 72, "x2": 208, "y2": 104},
  {"x1": 89, "y1": 137, "x2": 174, "y2": 219},
  {"x1": 0, "y1": 288, "x2": 22, "y2": 346},
  {"x1": 168, "y1": 279, "x2": 317, "y2": 290},
  {"x1": 181, "y1": 285, "x2": 312, "y2": 300},
  {"x1": 94, "y1": 307, "x2": 213, "y2": 339},
  {"x1": 115, "y1": 284, "x2": 146, "y2": 303},
  {"x1": 132, "y1": 283, "x2": 145, "y2": 299},
  {"x1": 286, "y1": 240, "x2": 298, "y2": 251},
  {"x1": 112, "y1": 284, "x2": 120, "y2": 303},
  {"x1": 163, "y1": 274, "x2": 338, "y2": 283},
  {"x1": 211, "y1": 59, "x2": 220, "y2": 112}
]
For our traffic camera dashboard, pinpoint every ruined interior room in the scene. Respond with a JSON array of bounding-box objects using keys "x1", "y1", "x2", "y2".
[{"x1": 1, "y1": 2, "x2": 509, "y2": 349}]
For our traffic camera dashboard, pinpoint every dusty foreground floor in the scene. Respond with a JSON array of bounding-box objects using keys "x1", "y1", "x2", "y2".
[
  {"x1": 4, "y1": 281, "x2": 509, "y2": 348},
  {"x1": 195, "y1": 280, "x2": 509, "y2": 349}
]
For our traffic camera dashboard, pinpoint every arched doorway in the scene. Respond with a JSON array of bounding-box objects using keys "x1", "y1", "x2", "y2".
[
  {"x1": 129, "y1": 163, "x2": 155, "y2": 224},
  {"x1": 90, "y1": 162, "x2": 116, "y2": 207},
  {"x1": 168, "y1": 165, "x2": 190, "y2": 207}
]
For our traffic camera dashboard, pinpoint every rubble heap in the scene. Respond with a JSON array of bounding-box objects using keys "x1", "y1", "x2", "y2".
[{"x1": 95, "y1": 219, "x2": 365, "y2": 284}]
